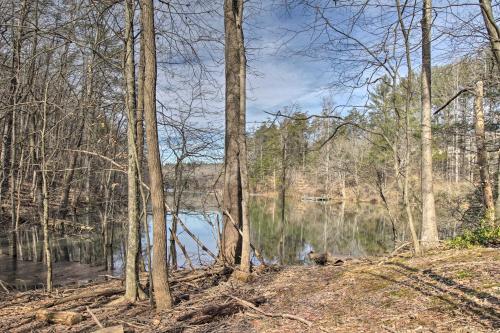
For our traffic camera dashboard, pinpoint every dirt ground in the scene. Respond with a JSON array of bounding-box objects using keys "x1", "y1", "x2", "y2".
[{"x1": 0, "y1": 247, "x2": 498, "y2": 332}]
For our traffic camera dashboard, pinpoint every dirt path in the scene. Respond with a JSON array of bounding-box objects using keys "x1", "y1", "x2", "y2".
[{"x1": 0, "y1": 247, "x2": 498, "y2": 332}]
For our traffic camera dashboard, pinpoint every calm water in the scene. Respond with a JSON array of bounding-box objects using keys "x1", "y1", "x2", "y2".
[{"x1": 0, "y1": 197, "x2": 395, "y2": 289}]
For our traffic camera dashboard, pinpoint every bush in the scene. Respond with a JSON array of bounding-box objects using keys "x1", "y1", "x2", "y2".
[{"x1": 447, "y1": 225, "x2": 500, "y2": 248}]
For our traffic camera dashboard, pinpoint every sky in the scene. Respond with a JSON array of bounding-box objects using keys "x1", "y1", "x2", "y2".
[
  {"x1": 155, "y1": 0, "x2": 497, "y2": 161},
  {"x1": 240, "y1": 0, "x2": 495, "y2": 128},
  {"x1": 244, "y1": 2, "x2": 341, "y2": 126}
]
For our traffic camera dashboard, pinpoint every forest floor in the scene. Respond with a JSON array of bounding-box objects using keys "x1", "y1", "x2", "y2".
[{"x1": 0, "y1": 246, "x2": 498, "y2": 333}]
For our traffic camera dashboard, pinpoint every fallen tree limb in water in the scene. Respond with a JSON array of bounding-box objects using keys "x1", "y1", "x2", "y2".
[
  {"x1": 224, "y1": 210, "x2": 265, "y2": 264},
  {"x1": 176, "y1": 215, "x2": 218, "y2": 260},
  {"x1": 169, "y1": 227, "x2": 194, "y2": 270}
]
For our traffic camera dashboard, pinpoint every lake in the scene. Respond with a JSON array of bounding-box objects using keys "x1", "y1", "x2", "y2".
[{"x1": 0, "y1": 196, "x2": 396, "y2": 289}]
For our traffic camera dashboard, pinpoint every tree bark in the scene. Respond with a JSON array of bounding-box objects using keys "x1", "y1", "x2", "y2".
[
  {"x1": 140, "y1": 0, "x2": 173, "y2": 310},
  {"x1": 473, "y1": 80, "x2": 495, "y2": 226},
  {"x1": 421, "y1": 0, "x2": 439, "y2": 248},
  {"x1": 479, "y1": 0, "x2": 500, "y2": 70},
  {"x1": 420, "y1": 0, "x2": 439, "y2": 249},
  {"x1": 41, "y1": 82, "x2": 52, "y2": 293},
  {"x1": 236, "y1": 0, "x2": 251, "y2": 273},
  {"x1": 136, "y1": 18, "x2": 152, "y2": 299},
  {"x1": 396, "y1": 0, "x2": 421, "y2": 255},
  {"x1": 124, "y1": 0, "x2": 140, "y2": 302},
  {"x1": 496, "y1": 149, "x2": 500, "y2": 221},
  {"x1": 136, "y1": 15, "x2": 147, "y2": 273},
  {"x1": 222, "y1": 0, "x2": 243, "y2": 265}
]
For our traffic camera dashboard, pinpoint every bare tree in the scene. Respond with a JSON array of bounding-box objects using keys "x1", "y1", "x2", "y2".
[
  {"x1": 124, "y1": 0, "x2": 141, "y2": 302},
  {"x1": 222, "y1": 0, "x2": 244, "y2": 265},
  {"x1": 395, "y1": 0, "x2": 421, "y2": 254},
  {"x1": 479, "y1": 0, "x2": 500, "y2": 69},
  {"x1": 140, "y1": 0, "x2": 173, "y2": 310},
  {"x1": 41, "y1": 80, "x2": 52, "y2": 293},
  {"x1": 236, "y1": 0, "x2": 251, "y2": 274},
  {"x1": 473, "y1": 80, "x2": 495, "y2": 225},
  {"x1": 420, "y1": 0, "x2": 439, "y2": 249}
]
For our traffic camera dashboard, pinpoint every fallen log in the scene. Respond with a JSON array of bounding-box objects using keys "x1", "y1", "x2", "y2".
[
  {"x1": 35, "y1": 309, "x2": 82, "y2": 325},
  {"x1": 173, "y1": 265, "x2": 232, "y2": 284},
  {"x1": 44, "y1": 287, "x2": 123, "y2": 308},
  {"x1": 176, "y1": 296, "x2": 266, "y2": 325}
]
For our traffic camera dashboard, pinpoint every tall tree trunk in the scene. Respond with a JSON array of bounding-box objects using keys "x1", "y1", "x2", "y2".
[
  {"x1": 279, "y1": 135, "x2": 287, "y2": 265},
  {"x1": 136, "y1": 20, "x2": 147, "y2": 273},
  {"x1": 136, "y1": 18, "x2": 153, "y2": 300},
  {"x1": 396, "y1": 0, "x2": 421, "y2": 255},
  {"x1": 420, "y1": 0, "x2": 439, "y2": 249},
  {"x1": 222, "y1": 0, "x2": 243, "y2": 265},
  {"x1": 41, "y1": 82, "x2": 52, "y2": 292},
  {"x1": 474, "y1": 80, "x2": 495, "y2": 225},
  {"x1": 58, "y1": 119, "x2": 84, "y2": 218},
  {"x1": 496, "y1": 149, "x2": 500, "y2": 221},
  {"x1": 9, "y1": 94, "x2": 17, "y2": 257},
  {"x1": 479, "y1": 0, "x2": 500, "y2": 70},
  {"x1": 236, "y1": 0, "x2": 251, "y2": 273},
  {"x1": 170, "y1": 162, "x2": 181, "y2": 270},
  {"x1": 124, "y1": 0, "x2": 140, "y2": 302},
  {"x1": 140, "y1": 0, "x2": 173, "y2": 311}
]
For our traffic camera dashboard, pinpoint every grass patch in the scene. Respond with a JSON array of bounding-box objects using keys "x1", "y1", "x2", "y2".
[
  {"x1": 388, "y1": 288, "x2": 414, "y2": 298},
  {"x1": 455, "y1": 270, "x2": 473, "y2": 279}
]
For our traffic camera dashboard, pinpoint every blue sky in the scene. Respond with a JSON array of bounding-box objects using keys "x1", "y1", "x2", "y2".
[
  {"x1": 245, "y1": 1, "x2": 341, "y2": 126},
  {"x1": 156, "y1": 0, "x2": 497, "y2": 148},
  {"x1": 157, "y1": 0, "x2": 500, "y2": 159}
]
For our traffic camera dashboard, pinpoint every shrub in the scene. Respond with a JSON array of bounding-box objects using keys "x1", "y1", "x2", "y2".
[{"x1": 447, "y1": 225, "x2": 500, "y2": 248}]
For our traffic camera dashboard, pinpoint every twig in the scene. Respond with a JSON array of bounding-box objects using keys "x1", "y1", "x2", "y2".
[
  {"x1": 86, "y1": 306, "x2": 103, "y2": 328},
  {"x1": 98, "y1": 275, "x2": 123, "y2": 281},
  {"x1": 390, "y1": 242, "x2": 411, "y2": 256},
  {"x1": 433, "y1": 88, "x2": 471, "y2": 115},
  {"x1": 382, "y1": 324, "x2": 398, "y2": 333},
  {"x1": 227, "y1": 295, "x2": 325, "y2": 330},
  {"x1": 0, "y1": 280, "x2": 10, "y2": 293},
  {"x1": 67, "y1": 149, "x2": 125, "y2": 171},
  {"x1": 116, "y1": 319, "x2": 146, "y2": 329}
]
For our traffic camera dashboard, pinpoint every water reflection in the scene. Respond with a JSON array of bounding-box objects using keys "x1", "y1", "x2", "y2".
[
  {"x1": 0, "y1": 197, "x2": 394, "y2": 288},
  {"x1": 250, "y1": 198, "x2": 393, "y2": 264}
]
